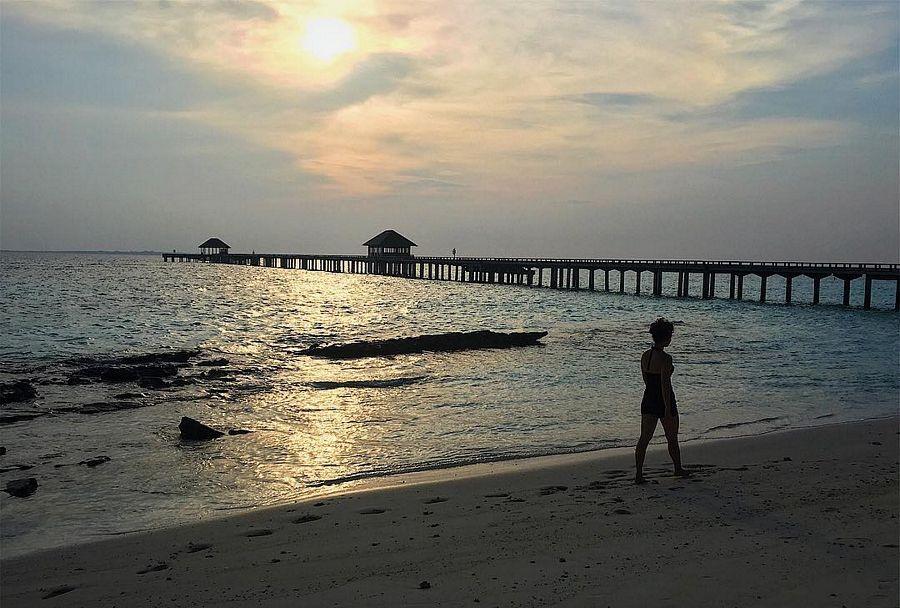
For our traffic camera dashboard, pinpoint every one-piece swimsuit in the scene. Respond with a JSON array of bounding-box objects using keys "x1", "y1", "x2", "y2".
[{"x1": 641, "y1": 348, "x2": 677, "y2": 418}]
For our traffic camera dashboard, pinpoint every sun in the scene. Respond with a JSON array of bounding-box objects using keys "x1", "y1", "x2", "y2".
[{"x1": 301, "y1": 18, "x2": 357, "y2": 62}]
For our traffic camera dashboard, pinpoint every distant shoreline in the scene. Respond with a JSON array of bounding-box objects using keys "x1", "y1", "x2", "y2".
[{"x1": 1, "y1": 250, "x2": 164, "y2": 256}]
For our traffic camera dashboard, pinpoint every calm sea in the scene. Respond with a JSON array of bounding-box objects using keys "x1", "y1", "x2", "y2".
[{"x1": 1, "y1": 252, "x2": 897, "y2": 557}]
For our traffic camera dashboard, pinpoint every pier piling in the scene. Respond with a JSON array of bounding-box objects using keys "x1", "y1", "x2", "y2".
[{"x1": 163, "y1": 252, "x2": 899, "y2": 311}]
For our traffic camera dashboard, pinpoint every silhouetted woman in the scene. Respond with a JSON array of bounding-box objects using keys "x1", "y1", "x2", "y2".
[{"x1": 635, "y1": 317, "x2": 688, "y2": 483}]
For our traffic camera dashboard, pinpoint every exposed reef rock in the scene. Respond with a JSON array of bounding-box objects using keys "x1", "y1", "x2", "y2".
[
  {"x1": 299, "y1": 330, "x2": 548, "y2": 359},
  {"x1": 67, "y1": 350, "x2": 199, "y2": 367},
  {"x1": 197, "y1": 358, "x2": 229, "y2": 367},
  {"x1": 0, "y1": 381, "x2": 37, "y2": 404},
  {"x1": 69, "y1": 364, "x2": 178, "y2": 385},
  {"x1": 0, "y1": 412, "x2": 47, "y2": 425},
  {"x1": 308, "y1": 376, "x2": 426, "y2": 390},
  {"x1": 179, "y1": 417, "x2": 225, "y2": 441},
  {"x1": 5, "y1": 477, "x2": 38, "y2": 498}
]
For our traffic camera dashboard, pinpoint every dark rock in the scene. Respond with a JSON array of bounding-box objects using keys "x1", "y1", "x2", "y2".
[
  {"x1": 98, "y1": 367, "x2": 141, "y2": 382},
  {"x1": 71, "y1": 364, "x2": 178, "y2": 384},
  {"x1": 69, "y1": 350, "x2": 199, "y2": 367},
  {"x1": 419, "y1": 581, "x2": 431, "y2": 590},
  {"x1": 0, "y1": 380, "x2": 37, "y2": 404},
  {"x1": 0, "y1": 412, "x2": 47, "y2": 425},
  {"x1": 116, "y1": 350, "x2": 197, "y2": 365},
  {"x1": 78, "y1": 456, "x2": 111, "y2": 468},
  {"x1": 179, "y1": 417, "x2": 224, "y2": 440},
  {"x1": 197, "y1": 358, "x2": 229, "y2": 367},
  {"x1": 203, "y1": 369, "x2": 230, "y2": 379},
  {"x1": 109, "y1": 364, "x2": 178, "y2": 382},
  {"x1": 228, "y1": 429, "x2": 253, "y2": 435},
  {"x1": 5, "y1": 477, "x2": 38, "y2": 498},
  {"x1": 299, "y1": 330, "x2": 548, "y2": 359},
  {"x1": 114, "y1": 392, "x2": 147, "y2": 400},
  {"x1": 138, "y1": 377, "x2": 170, "y2": 390},
  {"x1": 0, "y1": 446, "x2": 6, "y2": 455},
  {"x1": 78, "y1": 401, "x2": 143, "y2": 415},
  {"x1": 308, "y1": 376, "x2": 426, "y2": 390},
  {"x1": 66, "y1": 375, "x2": 91, "y2": 386},
  {"x1": 167, "y1": 377, "x2": 196, "y2": 387}
]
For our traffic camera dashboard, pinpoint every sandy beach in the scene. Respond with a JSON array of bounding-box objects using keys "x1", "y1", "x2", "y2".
[{"x1": 2, "y1": 416, "x2": 897, "y2": 607}]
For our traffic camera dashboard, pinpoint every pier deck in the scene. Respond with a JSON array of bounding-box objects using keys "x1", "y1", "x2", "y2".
[{"x1": 163, "y1": 252, "x2": 900, "y2": 311}]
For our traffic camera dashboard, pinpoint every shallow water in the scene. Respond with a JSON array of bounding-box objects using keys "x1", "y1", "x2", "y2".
[{"x1": 1, "y1": 252, "x2": 897, "y2": 557}]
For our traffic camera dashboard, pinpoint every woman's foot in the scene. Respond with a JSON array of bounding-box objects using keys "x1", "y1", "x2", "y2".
[
  {"x1": 634, "y1": 475, "x2": 647, "y2": 485},
  {"x1": 674, "y1": 467, "x2": 691, "y2": 478}
]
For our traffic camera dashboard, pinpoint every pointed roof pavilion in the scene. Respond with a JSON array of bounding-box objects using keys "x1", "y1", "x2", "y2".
[
  {"x1": 198, "y1": 237, "x2": 230, "y2": 255},
  {"x1": 363, "y1": 230, "x2": 416, "y2": 257}
]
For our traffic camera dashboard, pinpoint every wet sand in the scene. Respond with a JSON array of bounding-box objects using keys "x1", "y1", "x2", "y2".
[{"x1": 2, "y1": 416, "x2": 897, "y2": 607}]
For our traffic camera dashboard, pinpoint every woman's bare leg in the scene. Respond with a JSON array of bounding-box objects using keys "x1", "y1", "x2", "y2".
[
  {"x1": 635, "y1": 415, "x2": 658, "y2": 483},
  {"x1": 660, "y1": 414, "x2": 687, "y2": 475}
]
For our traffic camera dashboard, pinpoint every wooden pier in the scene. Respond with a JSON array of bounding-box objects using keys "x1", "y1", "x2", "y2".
[{"x1": 163, "y1": 251, "x2": 900, "y2": 311}]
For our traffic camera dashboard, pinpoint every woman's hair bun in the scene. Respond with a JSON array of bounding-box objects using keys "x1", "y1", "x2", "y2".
[{"x1": 649, "y1": 317, "x2": 675, "y2": 343}]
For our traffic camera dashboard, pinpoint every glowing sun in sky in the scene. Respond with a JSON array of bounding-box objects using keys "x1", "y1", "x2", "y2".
[{"x1": 301, "y1": 18, "x2": 357, "y2": 62}]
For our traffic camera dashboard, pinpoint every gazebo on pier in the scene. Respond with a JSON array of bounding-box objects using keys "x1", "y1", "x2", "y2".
[
  {"x1": 363, "y1": 230, "x2": 417, "y2": 257},
  {"x1": 199, "y1": 237, "x2": 230, "y2": 255}
]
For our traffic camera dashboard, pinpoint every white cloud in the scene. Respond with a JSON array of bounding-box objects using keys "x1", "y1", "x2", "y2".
[{"x1": 5, "y1": 0, "x2": 896, "y2": 197}]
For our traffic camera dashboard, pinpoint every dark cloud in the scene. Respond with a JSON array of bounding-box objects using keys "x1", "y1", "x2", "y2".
[{"x1": 303, "y1": 53, "x2": 415, "y2": 112}]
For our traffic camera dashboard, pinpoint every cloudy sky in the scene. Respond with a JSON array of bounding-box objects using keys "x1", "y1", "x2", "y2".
[{"x1": 1, "y1": 0, "x2": 897, "y2": 259}]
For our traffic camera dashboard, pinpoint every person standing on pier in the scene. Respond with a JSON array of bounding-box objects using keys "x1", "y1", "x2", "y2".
[
  {"x1": 635, "y1": 317, "x2": 689, "y2": 483},
  {"x1": 452, "y1": 248, "x2": 456, "y2": 258}
]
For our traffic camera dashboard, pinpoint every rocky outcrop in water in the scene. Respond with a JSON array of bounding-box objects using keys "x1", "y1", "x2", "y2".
[
  {"x1": 298, "y1": 330, "x2": 548, "y2": 359},
  {"x1": 197, "y1": 358, "x2": 229, "y2": 367},
  {"x1": 5, "y1": 477, "x2": 38, "y2": 498},
  {"x1": 308, "y1": 376, "x2": 426, "y2": 389},
  {"x1": 0, "y1": 381, "x2": 37, "y2": 404},
  {"x1": 179, "y1": 417, "x2": 225, "y2": 440},
  {"x1": 69, "y1": 364, "x2": 178, "y2": 385},
  {"x1": 68, "y1": 350, "x2": 199, "y2": 367},
  {"x1": 63, "y1": 350, "x2": 206, "y2": 387},
  {"x1": 0, "y1": 412, "x2": 47, "y2": 425}
]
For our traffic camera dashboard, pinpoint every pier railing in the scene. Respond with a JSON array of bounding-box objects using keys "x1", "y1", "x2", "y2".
[{"x1": 162, "y1": 252, "x2": 900, "y2": 311}]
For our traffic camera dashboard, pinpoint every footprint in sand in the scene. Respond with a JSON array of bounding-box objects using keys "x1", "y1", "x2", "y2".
[
  {"x1": 245, "y1": 529, "x2": 274, "y2": 537},
  {"x1": 137, "y1": 563, "x2": 169, "y2": 574},
  {"x1": 292, "y1": 514, "x2": 322, "y2": 524},
  {"x1": 42, "y1": 585, "x2": 77, "y2": 599},
  {"x1": 484, "y1": 492, "x2": 509, "y2": 498},
  {"x1": 424, "y1": 497, "x2": 448, "y2": 504},
  {"x1": 186, "y1": 543, "x2": 212, "y2": 553},
  {"x1": 539, "y1": 485, "x2": 568, "y2": 496},
  {"x1": 358, "y1": 507, "x2": 386, "y2": 515}
]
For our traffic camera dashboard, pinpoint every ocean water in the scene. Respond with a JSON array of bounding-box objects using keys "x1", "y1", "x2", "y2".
[{"x1": 1, "y1": 252, "x2": 897, "y2": 557}]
